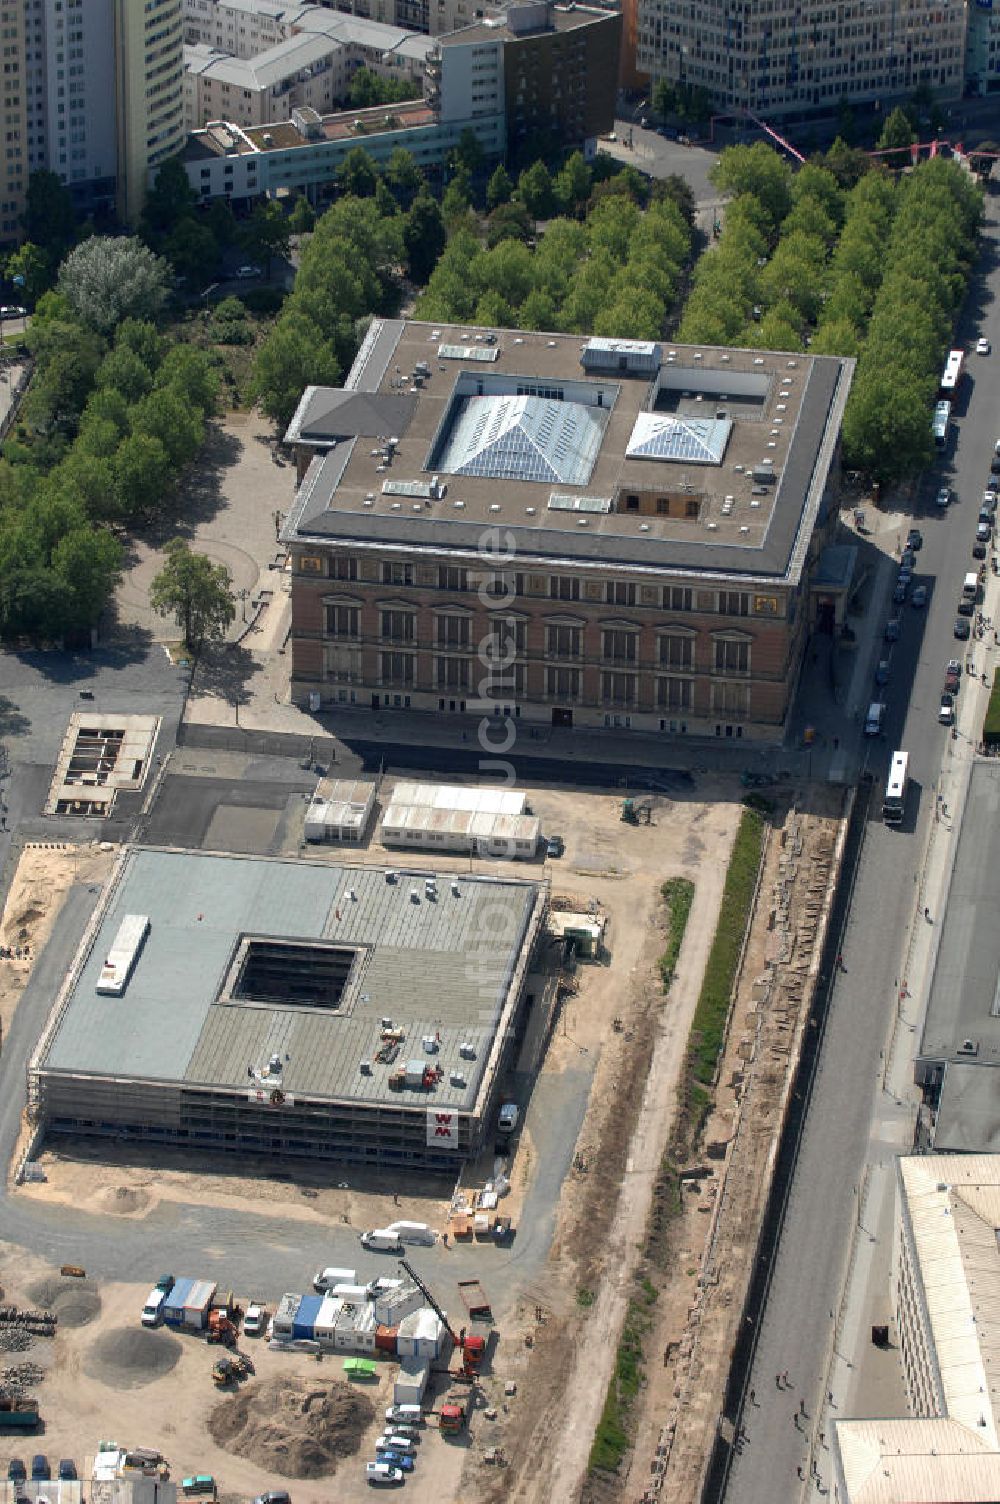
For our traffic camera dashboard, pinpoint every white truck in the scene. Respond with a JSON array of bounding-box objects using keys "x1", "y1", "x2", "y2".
[{"x1": 360, "y1": 1229, "x2": 403, "y2": 1252}]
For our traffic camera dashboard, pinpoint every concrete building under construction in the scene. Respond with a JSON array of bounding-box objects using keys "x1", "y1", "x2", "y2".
[{"x1": 28, "y1": 847, "x2": 546, "y2": 1169}]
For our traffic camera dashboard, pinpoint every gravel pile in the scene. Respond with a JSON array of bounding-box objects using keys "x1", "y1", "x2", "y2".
[
  {"x1": 208, "y1": 1375, "x2": 375, "y2": 1479},
  {"x1": 26, "y1": 1277, "x2": 101, "y2": 1329},
  {"x1": 84, "y1": 1328, "x2": 181, "y2": 1390},
  {"x1": 0, "y1": 1362, "x2": 45, "y2": 1395}
]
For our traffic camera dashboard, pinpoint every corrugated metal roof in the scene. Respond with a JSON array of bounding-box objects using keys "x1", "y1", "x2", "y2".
[
  {"x1": 42, "y1": 849, "x2": 537, "y2": 1112},
  {"x1": 835, "y1": 1417, "x2": 998, "y2": 1502}
]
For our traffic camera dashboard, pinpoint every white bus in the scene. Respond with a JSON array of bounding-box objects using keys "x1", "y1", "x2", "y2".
[
  {"x1": 883, "y1": 751, "x2": 909, "y2": 825},
  {"x1": 940, "y1": 348, "x2": 964, "y2": 395},
  {"x1": 932, "y1": 399, "x2": 952, "y2": 448}
]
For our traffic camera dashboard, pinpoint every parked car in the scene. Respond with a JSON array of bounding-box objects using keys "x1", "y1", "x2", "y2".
[
  {"x1": 955, "y1": 616, "x2": 971, "y2": 639},
  {"x1": 375, "y1": 1451, "x2": 414, "y2": 1473},
  {"x1": 30, "y1": 1457, "x2": 50, "y2": 1481},
  {"x1": 977, "y1": 336, "x2": 991, "y2": 355},
  {"x1": 935, "y1": 486, "x2": 952, "y2": 508},
  {"x1": 0, "y1": 304, "x2": 26, "y2": 319},
  {"x1": 973, "y1": 542, "x2": 988, "y2": 560},
  {"x1": 906, "y1": 527, "x2": 923, "y2": 551},
  {"x1": 957, "y1": 597, "x2": 975, "y2": 617},
  {"x1": 978, "y1": 522, "x2": 992, "y2": 543},
  {"x1": 884, "y1": 618, "x2": 901, "y2": 642},
  {"x1": 991, "y1": 455, "x2": 1000, "y2": 475},
  {"x1": 545, "y1": 834, "x2": 564, "y2": 858},
  {"x1": 983, "y1": 489, "x2": 998, "y2": 509},
  {"x1": 243, "y1": 1302, "x2": 267, "y2": 1337},
  {"x1": 235, "y1": 264, "x2": 262, "y2": 280},
  {"x1": 252, "y1": 1493, "x2": 291, "y2": 1504},
  {"x1": 911, "y1": 585, "x2": 928, "y2": 608},
  {"x1": 375, "y1": 1436, "x2": 416, "y2": 1456},
  {"x1": 938, "y1": 693, "x2": 956, "y2": 725},
  {"x1": 58, "y1": 1461, "x2": 77, "y2": 1482},
  {"x1": 893, "y1": 577, "x2": 909, "y2": 604},
  {"x1": 498, "y1": 1102, "x2": 519, "y2": 1133},
  {"x1": 900, "y1": 549, "x2": 917, "y2": 570},
  {"x1": 7, "y1": 1460, "x2": 26, "y2": 1483},
  {"x1": 366, "y1": 1462, "x2": 404, "y2": 1487},
  {"x1": 945, "y1": 660, "x2": 961, "y2": 691}
]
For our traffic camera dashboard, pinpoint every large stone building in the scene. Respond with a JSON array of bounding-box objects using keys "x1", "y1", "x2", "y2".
[
  {"x1": 281, "y1": 320, "x2": 854, "y2": 741},
  {"x1": 638, "y1": 0, "x2": 967, "y2": 120},
  {"x1": 832, "y1": 1155, "x2": 1000, "y2": 1503}
]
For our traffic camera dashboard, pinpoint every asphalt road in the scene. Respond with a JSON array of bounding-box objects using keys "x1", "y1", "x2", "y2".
[{"x1": 721, "y1": 197, "x2": 1000, "y2": 1500}]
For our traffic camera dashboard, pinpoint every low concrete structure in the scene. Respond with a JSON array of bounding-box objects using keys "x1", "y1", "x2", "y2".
[
  {"x1": 303, "y1": 776, "x2": 377, "y2": 843},
  {"x1": 45, "y1": 713, "x2": 160, "y2": 818},
  {"x1": 380, "y1": 780, "x2": 540, "y2": 859}
]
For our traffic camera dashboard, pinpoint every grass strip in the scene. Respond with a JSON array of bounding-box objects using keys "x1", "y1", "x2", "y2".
[
  {"x1": 659, "y1": 877, "x2": 695, "y2": 989},
  {"x1": 686, "y1": 805, "x2": 766, "y2": 1103}
]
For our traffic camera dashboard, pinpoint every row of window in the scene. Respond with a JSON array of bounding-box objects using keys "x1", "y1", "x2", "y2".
[
  {"x1": 331, "y1": 652, "x2": 751, "y2": 716},
  {"x1": 315, "y1": 556, "x2": 774, "y2": 617},
  {"x1": 326, "y1": 614, "x2": 752, "y2": 674}
]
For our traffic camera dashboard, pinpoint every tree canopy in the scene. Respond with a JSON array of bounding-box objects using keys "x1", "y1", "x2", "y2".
[
  {"x1": 57, "y1": 237, "x2": 170, "y2": 335},
  {"x1": 150, "y1": 537, "x2": 235, "y2": 652}
]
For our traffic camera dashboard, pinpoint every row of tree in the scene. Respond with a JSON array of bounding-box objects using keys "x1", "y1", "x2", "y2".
[
  {"x1": 840, "y1": 157, "x2": 983, "y2": 481},
  {"x1": 0, "y1": 236, "x2": 219, "y2": 640},
  {"x1": 677, "y1": 142, "x2": 982, "y2": 480}
]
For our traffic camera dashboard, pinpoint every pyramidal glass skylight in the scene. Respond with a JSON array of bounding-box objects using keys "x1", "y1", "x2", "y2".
[
  {"x1": 626, "y1": 413, "x2": 732, "y2": 465},
  {"x1": 438, "y1": 396, "x2": 604, "y2": 486}
]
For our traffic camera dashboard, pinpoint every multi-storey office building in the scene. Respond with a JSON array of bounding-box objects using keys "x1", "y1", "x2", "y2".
[
  {"x1": 637, "y1": 0, "x2": 967, "y2": 120},
  {"x1": 0, "y1": 0, "x2": 27, "y2": 245},
  {"x1": 115, "y1": 0, "x2": 186, "y2": 222},
  {"x1": 282, "y1": 320, "x2": 854, "y2": 742}
]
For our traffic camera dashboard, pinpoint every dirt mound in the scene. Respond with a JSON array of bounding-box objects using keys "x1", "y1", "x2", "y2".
[
  {"x1": 96, "y1": 1185, "x2": 151, "y2": 1215},
  {"x1": 25, "y1": 1277, "x2": 101, "y2": 1329},
  {"x1": 84, "y1": 1327, "x2": 181, "y2": 1389},
  {"x1": 208, "y1": 1374, "x2": 376, "y2": 1479}
]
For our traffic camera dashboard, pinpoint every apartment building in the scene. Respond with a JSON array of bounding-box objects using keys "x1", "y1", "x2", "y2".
[
  {"x1": 23, "y1": 0, "x2": 117, "y2": 218},
  {"x1": 435, "y1": 0, "x2": 619, "y2": 151},
  {"x1": 831, "y1": 1155, "x2": 1000, "y2": 1503},
  {"x1": 638, "y1": 0, "x2": 967, "y2": 120},
  {"x1": 280, "y1": 321, "x2": 854, "y2": 742},
  {"x1": 115, "y1": 0, "x2": 186, "y2": 222},
  {"x1": 0, "y1": 0, "x2": 27, "y2": 245},
  {"x1": 184, "y1": 8, "x2": 431, "y2": 132},
  {"x1": 184, "y1": 0, "x2": 294, "y2": 54},
  {"x1": 966, "y1": 1, "x2": 1000, "y2": 98}
]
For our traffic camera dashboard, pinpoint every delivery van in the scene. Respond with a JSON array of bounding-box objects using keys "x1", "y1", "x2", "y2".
[
  {"x1": 140, "y1": 1288, "x2": 167, "y2": 1327},
  {"x1": 864, "y1": 702, "x2": 884, "y2": 737},
  {"x1": 360, "y1": 1229, "x2": 403, "y2": 1252},
  {"x1": 962, "y1": 571, "x2": 979, "y2": 599}
]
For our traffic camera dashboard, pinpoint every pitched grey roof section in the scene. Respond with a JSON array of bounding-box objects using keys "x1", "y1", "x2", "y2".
[
  {"x1": 41, "y1": 848, "x2": 538, "y2": 1112},
  {"x1": 290, "y1": 388, "x2": 418, "y2": 445}
]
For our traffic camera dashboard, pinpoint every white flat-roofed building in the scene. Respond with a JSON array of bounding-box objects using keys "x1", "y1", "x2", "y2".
[
  {"x1": 304, "y1": 776, "x2": 377, "y2": 843},
  {"x1": 832, "y1": 1154, "x2": 1000, "y2": 1502},
  {"x1": 380, "y1": 780, "x2": 540, "y2": 859}
]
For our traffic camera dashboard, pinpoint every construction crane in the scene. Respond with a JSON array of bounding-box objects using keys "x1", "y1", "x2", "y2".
[{"x1": 398, "y1": 1258, "x2": 486, "y2": 1377}]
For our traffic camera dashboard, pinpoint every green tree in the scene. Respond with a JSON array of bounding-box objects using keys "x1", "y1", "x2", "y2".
[
  {"x1": 150, "y1": 537, "x2": 235, "y2": 652},
  {"x1": 442, "y1": 168, "x2": 472, "y2": 227},
  {"x1": 154, "y1": 345, "x2": 220, "y2": 415},
  {"x1": 206, "y1": 198, "x2": 239, "y2": 249},
  {"x1": 57, "y1": 237, "x2": 170, "y2": 335},
  {"x1": 385, "y1": 149, "x2": 423, "y2": 210},
  {"x1": 52, "y1": 526, "x2": 123, "y2": 627},
  {"x1": 518, "y1": 160, "x2": 556, "y2": 220},
  {"x1": 131, "y1": 387, "x2": 204, "y2": 470},
  {"x1": 241, "y1": 199, "x2": 291, "y2": 278},
  {"x1": 112, "y1": 431, "x2": 170, "y2": 521},
  {"x1": 142, "y1": 157, "x2": 198, "y2": 239},
  {"x1": 115, "y1": 318, "x2": 166, "y2": 372},
  {"x1": 652, "y1": 174, "x2": 696, "y2": 226},
  {"x1": 48, "y1": 450, "x2": 118, "y2": 524},
  {"x1": 348, "y1": 68, "x2": 420, "y2": 109},
  {"x1": 254, "y1": 317, "x2": 341, "y2": 429},
  {"x1": 95, "y1": 346, "x2": 155, "y2": 404},
  {"x1": 652, "y1": 79, "x2": 677, "y2": 119},
  {"x1": 338, "y1": 147, "x2": 379, "y2": 199},
  {"x1": 877, "y1": 108, "x2": 915, "y2": 170},
  {"x1": 823, "y1": 136, "x2": 870, "y2": 190},
  {"x1": 711, "y1": 144, "x2": 792, "y2": 225},
  {"x1": 165, "y1": 219, "x2": 219, "y2": 286},
  {"x1": 288, "y1": 195, "x2": 316, "y2": 235},
  {"x1": 452, "y1": 127, "x2": 485, "y2": 177},
  {"x1": 486, "y1": 163, "x2": 514, "y2": 211},
  {"x1": 486, "y1": 200, "x2": 533, "y2": 247},
  {"x1": 403, "y1": 192, "x2": 446, "y2": 283},
  {"x1": 22, "y1": 170, "x2": 76, "y2": 261},
  {"x1": 5, "y1": 242, "x2": 52, "y2": 305},
  {"x1": 554, "y1": 152, "x2": 592, "y2": 217}
]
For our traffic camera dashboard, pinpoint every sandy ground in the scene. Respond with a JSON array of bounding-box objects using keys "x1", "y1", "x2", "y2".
[
  {"x1": 0, "y1": 843, "x2": 117, "y2": 1045},
  {"x1": 0, "y1": 1254, "x2": 463, "y2": 1504},
  {"x1": 3, "y1": 782, "x2": 750, "y2": 1503}
]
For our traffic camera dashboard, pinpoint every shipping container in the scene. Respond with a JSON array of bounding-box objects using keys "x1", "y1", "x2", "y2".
[
  {"x1": 393, "y1": 1356, "x2": 430, "y2": 1406},
  {"x1": 313, "y1": 1295, "x2": 342, "y2": 1343},
  {"x1": 183, "y1": 1280, "x2": 217, "y2": 1329},
  {"x1": 96, "y1": 913, "x2": 150, "y2": 995},
  {"x1": 163, "y1": 1277, "x2": 195, "y2": 1326},
  {"x1": 375, "y1": 1324, "x2": 399, "y2": 1353},
  {"x1": 271, "y1": 1292, "x2": 302, "y2": 1338},
  {"x1": 291, "y1": 1294, "x2": 323, "y2": 1341}
]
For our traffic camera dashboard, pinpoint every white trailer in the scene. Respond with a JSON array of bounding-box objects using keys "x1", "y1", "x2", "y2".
[{"x1": 96, "y1": 914, "x2": 150, "y2": 995}]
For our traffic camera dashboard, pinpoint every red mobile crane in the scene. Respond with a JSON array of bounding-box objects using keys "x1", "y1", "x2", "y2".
[{"x1": 397, "y1": 1258, "x2": 487, "y2": 1378}]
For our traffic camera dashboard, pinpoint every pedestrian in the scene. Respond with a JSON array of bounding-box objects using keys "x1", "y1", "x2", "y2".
[
  {"x1": 749, "y1": 1387, "x2": 756, "y2": 1406},
  {"x1": 829, "y1": 1308, "x2": 834, "y2": 1318},
  {"x1": 797, "y1": 1466, "x2": 804, "y2": 1480},
  {"x1": 776, "y1": 1373, "x2": 782, "y2": 1389},
  {"x1": 799, "y1": 1398, "x2": 806, "y2": 1417},
  {"x1": 924, "y1": 907, "x2": 932, "y2": 923},
  {"x1": 393, "y1": 1192, "x2": 400, "y2": 1206},
  {"x1": 783, "y1": 1370, "x2": 791, "y2": 1388},
  {"x1": 793, "y1": 1412, "x2": 801, "y2": 1430}
]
